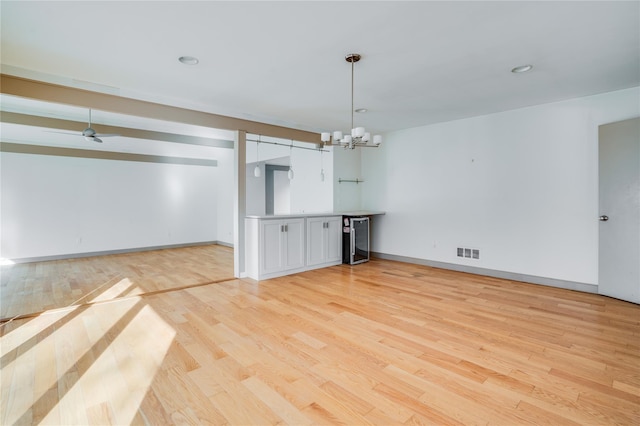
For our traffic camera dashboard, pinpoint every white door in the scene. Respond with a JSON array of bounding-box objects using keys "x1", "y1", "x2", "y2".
[
  {"x1": 598, "y1": 118, "x2": 640, "y2": 303},
  {"x1": 307, "y1": 217, "x2": 326, "y2": 266},
  {"x1": 326, "y1": 216, "x2": 343, "y2": 262},
  {"x1": 260, "y1": 220, "x2": 283, "y2": 275},
  {"x1": 283, "y1": 219, "x2": 305, "y2": 270}
]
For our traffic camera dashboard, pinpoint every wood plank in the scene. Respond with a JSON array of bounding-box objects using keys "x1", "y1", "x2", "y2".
[
  {"x1": 1, "y1": 244, "x2": 234, "y2": 320},
  {"x1": 1, "y1": 252, "x2": 639, "y2": 424}
]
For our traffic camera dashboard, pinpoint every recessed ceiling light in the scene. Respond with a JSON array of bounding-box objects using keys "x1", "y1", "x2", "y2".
[
  {"x1": 511, "y1": 64, "x2": 533, "y2": 73},
  {"x1": 355, "y1": 108, "x2": 368, "y2": 113},
  {"x1": 179, "y1": 56, "x2": 199, "y2": 65}
]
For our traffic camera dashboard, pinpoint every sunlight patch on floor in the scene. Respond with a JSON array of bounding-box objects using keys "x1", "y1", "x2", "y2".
[
  {"x1": 1, "y1": 297, "x2": 175, "y2": 425},
  {"x1": 88, "y1": 277, "x2": 137, "y2": 303}
]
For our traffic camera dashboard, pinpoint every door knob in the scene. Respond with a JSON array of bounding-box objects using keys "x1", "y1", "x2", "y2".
[{"x1": 599, "y1": 215, "x2": 609, "y2": 222}]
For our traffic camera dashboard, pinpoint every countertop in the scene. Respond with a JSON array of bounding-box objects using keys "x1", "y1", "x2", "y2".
[{"x1": 246, "y1": 211, "x2": 385, "y2": 220}]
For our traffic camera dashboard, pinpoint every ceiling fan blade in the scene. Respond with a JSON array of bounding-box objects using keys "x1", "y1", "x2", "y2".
[
  {"x1": 93, "y1": 133, "x2": 120, "y2": 138},
  {"x1": 41, "y1": 112, "x2": 116, "y2": 141},
  {"x1": 44, "y1": 130, "x2": 79, "y2": 135}
]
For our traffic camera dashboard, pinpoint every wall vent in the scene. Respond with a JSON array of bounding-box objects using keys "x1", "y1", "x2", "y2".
[{"x1": 457, "y1": 247, "x2": 480, "y2": 260}]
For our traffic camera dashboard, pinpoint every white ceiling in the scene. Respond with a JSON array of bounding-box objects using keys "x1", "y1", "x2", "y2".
[{"x1": 1, "y1": 1, "x2": 639, "y2": 136}]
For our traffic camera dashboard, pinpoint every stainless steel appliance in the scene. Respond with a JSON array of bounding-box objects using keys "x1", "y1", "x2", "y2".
[{"x1": 342, "y1": 216, "x2": 370, "y2": 265}]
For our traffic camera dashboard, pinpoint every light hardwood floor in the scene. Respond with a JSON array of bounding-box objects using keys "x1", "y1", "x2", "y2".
[
  {"x1": 0, "y1": 245, "x2": 234, "y2": 320},
  {"x1": 1, "y1": 252, "x2": 639, "y2": 425}
]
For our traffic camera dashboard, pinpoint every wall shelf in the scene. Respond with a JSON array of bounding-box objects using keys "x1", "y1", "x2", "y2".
[{"x1": 338, "y1": 178, "x2": 364, "y2": 184}]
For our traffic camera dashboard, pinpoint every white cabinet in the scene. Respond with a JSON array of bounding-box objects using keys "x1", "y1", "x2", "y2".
[
  {"x1": 260, "y1": 220, "x2": 284, "y2": 276},
  {"x1": 307, "y1": 216, "x2": 342, "y2": 267},
  {"x1": 246, "y1": 217, "x2": 305, "y2": 280},
  {"x1": 258, "y1": 218, "x2": 305, "y2": 277},
  {"x1": 245, "y1": 215, "x2": 343, "y2": 281}
]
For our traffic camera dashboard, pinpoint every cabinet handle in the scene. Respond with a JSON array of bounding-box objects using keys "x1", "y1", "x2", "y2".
[
  {"x1": 285, "y1": 224, "x2": 288, "y2": 232},
  {"x1": 351, "y1": 229, "x2": 355, "y2": 256}
]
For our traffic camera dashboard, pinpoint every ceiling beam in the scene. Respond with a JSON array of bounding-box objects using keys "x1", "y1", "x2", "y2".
[
  {"x1": 1, "y1": 111, "x2": 234, "y2": 149},
  {"x1": 0, "y1": 74, "x2": 321, "y2": 145},
  {"x1": 0, "y1": 142, "x2": 218, "y2": 167}
]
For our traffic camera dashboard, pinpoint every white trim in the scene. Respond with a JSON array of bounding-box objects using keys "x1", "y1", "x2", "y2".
[
  {"x1": 373, "y1": 252, "x2": 598, "y2": 294},
  {"x1": 8, "y1": 241, "x2": 223, "y2": 264}
]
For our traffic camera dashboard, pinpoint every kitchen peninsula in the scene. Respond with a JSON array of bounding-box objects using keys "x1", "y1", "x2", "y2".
[{"x1": 245, "y1": 211, "x2": 384, "y2": 281}]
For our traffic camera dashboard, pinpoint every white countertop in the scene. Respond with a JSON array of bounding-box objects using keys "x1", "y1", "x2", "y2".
[
  {"x1": 246, "y1": 211, "x2": 385, "y2": 220},
  {"x1": 339, "y1": 210, "x2": 386, "y2": 217}
]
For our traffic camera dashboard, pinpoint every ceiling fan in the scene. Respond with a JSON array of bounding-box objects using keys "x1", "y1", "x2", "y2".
[
  {"x1": 50, "y1": 109, "x2": 119, "y2": 143},
  {"x1": 78, "y1": 109, "x2": 119, "y2": 143}
]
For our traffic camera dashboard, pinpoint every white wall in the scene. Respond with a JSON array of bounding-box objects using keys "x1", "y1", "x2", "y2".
[
  {"x1": 333, "y1": 146, "x2": 362, "y2": 212},
  {"x1": 361, "y1": 87, "x2": 640, "y2": 285},
  {"x1": 245, "y1": 161, "x2": 267, "y2": 216},
  {"x1": 273, "y1": 169, "x2": 291, "y2": 215},
  {"x1": 290, "y1": 146, "x2": 333, "y2": 214},
  {"x1": 0, "y1": 152, "x2": 222, "y2": 259},
  {"x1": 216, "y1": 148, "x2": 235, "y2": 245},
  {"x1": 245, "y1": 140, "x2": 334, "y2": 215}
]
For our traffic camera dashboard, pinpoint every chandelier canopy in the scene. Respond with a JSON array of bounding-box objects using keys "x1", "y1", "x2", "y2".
[{"x1": 321, "y1": 54, "x2": 382, "y2": 149}]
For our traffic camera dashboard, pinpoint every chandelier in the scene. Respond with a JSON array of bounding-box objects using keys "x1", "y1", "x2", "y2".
[{"x1": 321, "y1": 54, "x2": 382, "y2": 149}]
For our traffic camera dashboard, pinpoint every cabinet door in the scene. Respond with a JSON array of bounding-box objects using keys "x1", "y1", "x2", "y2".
[
  {"x1": 325, "y1": 216, "x2": 343, "y2": 263},
  {"x1": 306, "y1": 217, "x2": 327, "y2": 266},
  {"x1": 283, "y1": 218, "x2": 305, "y2": 270},
  {"x1": 260, "y1": 220, "x2": 283, "y2": 275}
]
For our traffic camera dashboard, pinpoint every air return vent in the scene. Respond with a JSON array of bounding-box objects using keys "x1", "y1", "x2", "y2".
[{"x1": 457, "y1": 247, "x2": 480, "y2": 260}]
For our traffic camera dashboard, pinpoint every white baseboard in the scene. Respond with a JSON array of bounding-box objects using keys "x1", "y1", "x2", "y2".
[
  {"x1": 8, "y1": 241, "x2": 226, "y2": 264},
  {"x1": 372, "y1": 252, "x2": 598, "y2": 294}
]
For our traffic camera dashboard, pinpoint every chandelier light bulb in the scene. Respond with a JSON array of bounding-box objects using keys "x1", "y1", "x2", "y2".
[
  {"x1": 511, "y1": 64, "x2": 533, "y2": 73},
  {"x1": 254, "y1": 164, "x2": 261, "y2": 178},
  {"x1": 288, "y1": 167, "x2": 294, "y2": 180},
  {"x1": 178, "y1": 56, "x2": 199, "y2": 65}
]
